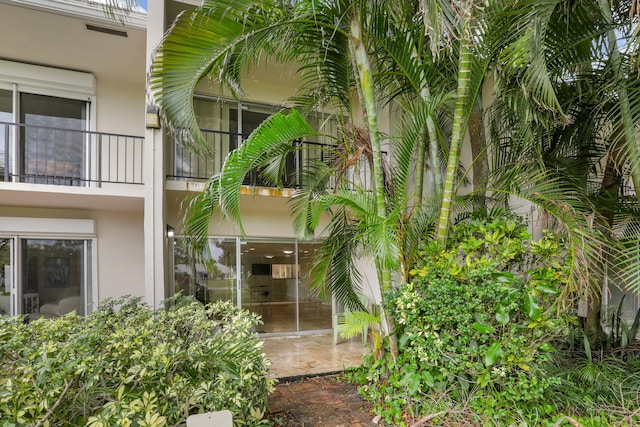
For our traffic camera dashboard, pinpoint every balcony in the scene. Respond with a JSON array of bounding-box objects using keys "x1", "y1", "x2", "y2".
[
  {"x1": 167, "y1": 128, "x2": 376, "y2": 191},
  {"x1": 0, "y1": 122, "x2": 144, "y2": 186}
]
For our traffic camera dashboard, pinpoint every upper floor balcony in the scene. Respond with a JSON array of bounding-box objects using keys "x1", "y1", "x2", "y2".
[
  {"x1": 0, "y1": 121, "x2": 144, "y2": 187},
  {"x1": 167, "y1": 128, "x2": 376, "y2": 192},
  {"x1": 165, "y1": 97, "x2": 378, "y2": 193}
]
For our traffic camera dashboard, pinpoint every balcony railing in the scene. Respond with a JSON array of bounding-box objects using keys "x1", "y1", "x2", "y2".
[
  {"x1": 168, "y1": 128, "x2": 378, "y2": 190},
  {"x1": 0, "y1": 122, "x2": 144, "y2": 186}
]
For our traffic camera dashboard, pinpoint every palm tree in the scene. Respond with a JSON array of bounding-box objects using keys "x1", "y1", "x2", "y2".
[
  {"x1": 486, "y1": 0, "x2": 640, "y2": 348},
  {"x1": 149, "y1": 0, "x2": 640, "y2": 357},
  {"x1": 150, "y1": 0, "x2": 415, "y2": 354}
]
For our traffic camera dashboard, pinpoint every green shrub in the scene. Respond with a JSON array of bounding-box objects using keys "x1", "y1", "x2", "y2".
[
  {"x1": 352, "y1": 215, "x2": 574, "y2": 425},
  {"x1": 0, "y1": 295, "x2": 275, "y2": 426}
]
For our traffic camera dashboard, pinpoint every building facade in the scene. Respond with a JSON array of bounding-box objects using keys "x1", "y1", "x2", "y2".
[
  {"x1": 0, "y1": 0, "x2": 384, "y2": 335},
  {"x1": 1, "y1": 0, "x2": 636, "y2": 334}
]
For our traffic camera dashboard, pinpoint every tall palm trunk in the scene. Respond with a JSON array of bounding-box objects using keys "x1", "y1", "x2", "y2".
[
  {"x1": 437, "y1": 29, "x2": 473, "y2": 243},
  {"x1": 585, "y1": 149, "x2": 623, "y2": 349},
  {"x1": 427, "y1": 114, "x2": 442, "y2": 196},
  {"x1": 415, "y1": 87, "x2": 443, "y2": 208},
  {"x1": 469, "y1": 101, "x2": 488, "y2": 197},
  {"x1": 415, "y1": 124, "x2": 428, "y2": 207},
  {"x1": 350, "y1": 12, "x2": 398, "y2": 357},
  {"x1": 598, "y1": 0, "x2": 640, "y2": 202}
]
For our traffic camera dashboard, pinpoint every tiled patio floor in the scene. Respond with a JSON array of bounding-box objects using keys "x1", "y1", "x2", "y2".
[{"x1": 261, "y1": 333, "x2": 370, "y2": 378}]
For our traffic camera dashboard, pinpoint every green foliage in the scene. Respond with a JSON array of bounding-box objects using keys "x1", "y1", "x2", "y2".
[
  {"x1": 601, "y1": 295, "x2": 640, "y2": 351},
  {"x1": 0, "y1": 295, "x2": 275, "y2": 426},
  {"x1": 351, "y1": 216, "x2": 574, "y2": 425},
  {"x1": 545, "y1": 338, "x2": 640, "y2": 426}
]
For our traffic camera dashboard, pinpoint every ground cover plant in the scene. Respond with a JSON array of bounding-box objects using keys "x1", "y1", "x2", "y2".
[
  {"x1": 348, "y1": 215, "x2": 638, "y2": 426},
  {"x1": 0, "y1": 295, "x2": 275, "y2": 426}
]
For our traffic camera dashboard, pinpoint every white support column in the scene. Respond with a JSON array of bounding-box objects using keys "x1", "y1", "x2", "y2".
[{"x1": 143, "y1": 0, "x2": 166, "y2": 309}]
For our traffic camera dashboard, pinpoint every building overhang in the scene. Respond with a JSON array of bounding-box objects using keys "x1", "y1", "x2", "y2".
[{"x1": 0, "y1": 0, "x2": 147, "y2": 31}]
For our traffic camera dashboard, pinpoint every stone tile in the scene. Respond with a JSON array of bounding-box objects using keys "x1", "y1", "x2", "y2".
[{"x1": 262, "y1": 333, "x2": 369, "y2": 378}]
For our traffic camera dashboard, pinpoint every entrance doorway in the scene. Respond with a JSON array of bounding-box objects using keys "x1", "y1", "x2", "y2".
[{"x1": 171, "y1": 237, "x2": 332, "y2": 334}]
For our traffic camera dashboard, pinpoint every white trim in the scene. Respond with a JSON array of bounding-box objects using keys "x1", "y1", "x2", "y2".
[
  {"x1": 0, "y1": 60, "x2": 96, "y2": 100},
  {"x1": 0, "y1": 217, "x2": 95, "y2": 235},
  {"x1": 0, "y1": 0, "x2": 147, "y2": 30},
  {"x1": 90, "y1": 237, "x2": 98, "y2": 312}
]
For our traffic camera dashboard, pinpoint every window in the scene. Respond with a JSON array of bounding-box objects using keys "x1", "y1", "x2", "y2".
[
  {"x1": 0, "y1": 89, "x2": 12, "y2": 182},
  {"x1": 172, "y1": 237, "x2": 331, "y2": 334},
  {"x1": 22, "y1": 239, "x2": 91, "y2": 318},
  {"x1": 20, "y1": 94, "x2": 88, "y2": 184},
  {"x1": 0, "y1": 60, "x2": 95, "y2": 185},
  {"x1": 0, "y1": 217, "x2": 95, "y2": 319}
]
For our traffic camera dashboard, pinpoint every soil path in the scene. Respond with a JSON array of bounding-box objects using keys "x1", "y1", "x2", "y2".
[{"x1": 267, "y1": 374, "x2": 378, "y2": 426}]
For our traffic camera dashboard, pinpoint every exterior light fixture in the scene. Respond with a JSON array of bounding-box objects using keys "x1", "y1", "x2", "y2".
[
  {"x1": 282, "y1": 250, "x2": 293, "y2": 255},
  {"x1": 166, "y1": 224, "x2": 175, "y2": 238},
  {"x1": 146, "y1": 106, "x2": 161, "y2": 129},
  {"x1": 265, "y1": 255, "x2": 274, "y2": 259}
]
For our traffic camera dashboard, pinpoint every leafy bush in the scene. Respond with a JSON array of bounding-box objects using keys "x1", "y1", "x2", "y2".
[
  {"x1": 0, "y1": 295, "x2": 275, "y2": 426},
  {"x1": 351, "y1": 215, "x2": 574, "y2": 425}
]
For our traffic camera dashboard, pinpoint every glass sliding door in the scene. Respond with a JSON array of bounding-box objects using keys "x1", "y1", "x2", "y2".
[
  {"x1": 21, "y1": 239, "x2": 90, "y2": 320},
  {"x1": 240, "y1": 240, "x2": 297, "y2": 333},
  {"x1": 173, "y1": 237, "x2": 237, "y2": 305},
  {"x1": 174, "y1": 98, "x2": 236, "y2": 180},
  {"x1": 171, "y1": 236, "x2": 333, "y2": 335},
  {"x1": 20, "y1": 93, "x2": 88, "y2": 185},
  {"x1": 298, "y1": 242, "x2": 331, "y2": 331}
]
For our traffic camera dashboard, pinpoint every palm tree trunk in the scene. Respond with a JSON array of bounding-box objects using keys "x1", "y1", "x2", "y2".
[
  {"x1": 436, "y1": 33, "x2": 472, "y2": 242},
  {"x1": 427, "y1": 114, "x2": 442, "y2": 197},
  {"x1": 415, "y1": 87, "x2": 443, "y2": 208},
  {"x1": 468, "y1": 101, "x2": 488, "y2": 197},
  {"x1": 350, "y1": 12, "x2": 398, "y2": 357},
  {"x1": 415, "y1": 124, "x2": 428, "y2": 207},
  {"x1": 598, "y1": 0, "x2": 640, "y2": 202},
  {"x1": 585, "y1": 150, "x2": 624, "y2": 349}
]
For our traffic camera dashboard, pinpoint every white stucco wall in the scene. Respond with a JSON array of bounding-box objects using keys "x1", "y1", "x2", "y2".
[
  {"x1": 0, "y1": 4, "x2": 145, "y2": 85},
  {"x1": 93, "y1": 210, "x2": 145, "y2": 301},
  {"x1": 96, "y1": 78, "x2": 146, "y2": 136},
  {"x1": 166, "y1": 191, "x2": 331, "y2": 239}
]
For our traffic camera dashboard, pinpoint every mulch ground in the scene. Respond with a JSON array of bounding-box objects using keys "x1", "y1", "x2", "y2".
[{"x1": 266, "y1": 374, "x2": 378, "y2": 427}]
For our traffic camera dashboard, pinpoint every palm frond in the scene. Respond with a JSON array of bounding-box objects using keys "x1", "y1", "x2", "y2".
[
  {"x1": 290, "y1": 160, "x2": 338, "y2": 239},
  {"x1": 487, "y1": 164, "x2": 609, "y2": 301},
  {"x1": 217, "y1": 110, "x2": 317, "y2": 233},
  {"x1": 150, "y1": 0, "x2": 272, "y2": 150},
  {"x1": 308, "y1": 210, "x2": 365, "y2": 311},
  {"x1": 399, "y1": 198, "x2": 439, "y2": 280},
  {"x1": 338, "y1": 310, "x2": 380, "y2": 340}
]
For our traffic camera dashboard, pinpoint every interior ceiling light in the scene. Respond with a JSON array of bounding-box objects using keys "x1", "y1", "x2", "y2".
[
  {"x1": 85, "y1": 24, "x2": 128, "y2": 37},
  {"x1": 283, "y1": 250, "x2": 293, "y2": 254}
]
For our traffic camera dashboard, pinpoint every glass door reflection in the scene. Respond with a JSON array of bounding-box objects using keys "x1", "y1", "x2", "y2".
[
  {"x1": 0, "y1": 239, "x2": 12, "y2": 315},
  {"x1": 173, "y1": 237, "x2": 237, "y2": 305}
]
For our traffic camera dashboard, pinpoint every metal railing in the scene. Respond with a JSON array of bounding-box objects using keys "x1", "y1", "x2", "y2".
[
  {"x1": 0, "y1": 122, "x2": 144, "y2": 186},
  {"x1": 168, "y1": 128, "x2": 378, "y2": 190}
]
